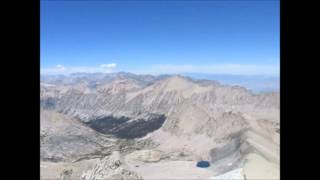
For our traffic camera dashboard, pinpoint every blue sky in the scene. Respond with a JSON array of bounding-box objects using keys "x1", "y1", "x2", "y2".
[{"x1": 40, "y1": 0, "x2": 279, "y2": 76}]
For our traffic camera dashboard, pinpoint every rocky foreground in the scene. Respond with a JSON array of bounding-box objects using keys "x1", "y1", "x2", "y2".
[{"x1": 40, "y1": 72, "x2": 279, "y2": 179}]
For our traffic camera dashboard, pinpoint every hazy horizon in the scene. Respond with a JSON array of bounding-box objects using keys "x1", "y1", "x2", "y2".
[
  {"x1": 41, "y1": 0, "x2": 279, "y2": 92},
  {"x1": 40, "y1": 71, "x2": 279, "y2": 93}
]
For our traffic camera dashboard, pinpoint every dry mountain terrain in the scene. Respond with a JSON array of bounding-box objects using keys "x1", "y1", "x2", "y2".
[{"x1": 40, "y1": 73, "x2": 279, "y2": 180}]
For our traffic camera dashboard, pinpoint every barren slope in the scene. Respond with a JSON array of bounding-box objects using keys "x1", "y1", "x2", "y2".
[{"x1": 40, "y1": 73, "x2": 279, "y2": 179}]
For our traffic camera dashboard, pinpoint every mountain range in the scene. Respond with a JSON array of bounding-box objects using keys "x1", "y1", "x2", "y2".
[{"x1": 40, "y1": 72, "x2": 279, "y2": 180}]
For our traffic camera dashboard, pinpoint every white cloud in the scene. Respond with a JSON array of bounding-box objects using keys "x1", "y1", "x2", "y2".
[
  {"x1": 100, "y1": 63, "x2": 117, "y2": 68},
  {"x1": 147, "y1": 64, "x2": 279, "y2": 76},
  {"x1": 55, "y1": 64, "x2": 66, "y2": 71},
  {"x1": 41, "y1": 63, "x2": 117, "y2": 75},
  {"x1": 41, "y1": 63, "x2": 279, "y2": 76}
]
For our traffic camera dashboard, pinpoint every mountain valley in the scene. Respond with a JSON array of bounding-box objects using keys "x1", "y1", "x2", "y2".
[{"x1": 40, "y1": 72, "x2": 279, "y2": 180}]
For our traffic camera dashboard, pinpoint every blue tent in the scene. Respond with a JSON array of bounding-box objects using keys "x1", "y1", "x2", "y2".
[{"x1": 196, "y1": 161, "x2": 210, "y2": 168}]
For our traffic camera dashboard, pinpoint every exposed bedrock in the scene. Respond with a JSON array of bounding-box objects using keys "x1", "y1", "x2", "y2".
[
  {"x1": 209, "y1": 126, "x2": 279, "y2": 175},
  {"x1": 208, "y1": 130, "x2": 252, "y2": 174},
  {"x1": 40, "y1": 110, "x2": 119, "y2": 163},
  {"x1": 81, "y1": 151, "x2": 143, "y2": 180},
  {"x1": 210, "y1": 130, "x2": 249, "y2": 162}
]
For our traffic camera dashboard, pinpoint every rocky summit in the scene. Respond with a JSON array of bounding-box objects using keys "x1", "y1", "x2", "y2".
[{"x1": 40, "y1": 72, "x2": 279, "y2": 180}]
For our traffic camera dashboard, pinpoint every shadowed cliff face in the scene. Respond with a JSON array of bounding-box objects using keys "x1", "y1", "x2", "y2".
[
  {"x1": 85, "y1": 115, "x2": 166, "y2": 139},
  {"x1": 41, "y1": 97, "x2": 56, "y2": 109}
]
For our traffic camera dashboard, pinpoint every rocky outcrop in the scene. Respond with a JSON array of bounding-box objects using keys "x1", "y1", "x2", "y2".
[
  {"x1": 60, "y1": 169, "x2": 73, "y2": 180},
  {"x1": 40, "y1": 109, "x2": 117, "y2": 162},
  {"x1": 126, "y1": 150, "x2": 163, "y2": 163},
  {"x1": 125, "y1": 149, "x2": 196, "y2": 163},
  {"x1": 81, "y1": 151, "x2": 143, "y2": 180}
]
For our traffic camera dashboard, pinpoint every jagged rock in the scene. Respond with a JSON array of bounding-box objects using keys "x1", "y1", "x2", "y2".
[
  {"x1": 82, "y1": 151, "x2": 142, "y2": 180},
  {"x1": 60, "y1": 169, "x2": 73, "y2": 180},
  {"x1": 125, "y1": 149, "x2": 196, "y2": 163}
]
